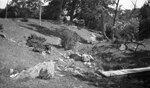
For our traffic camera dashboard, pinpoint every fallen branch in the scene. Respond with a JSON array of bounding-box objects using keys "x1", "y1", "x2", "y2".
[{"x1": 98, "y1": 66, "x2": 150, "y2": 77}]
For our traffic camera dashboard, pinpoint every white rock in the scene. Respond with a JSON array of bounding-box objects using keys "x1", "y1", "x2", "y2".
[
  {"x1": 119, "y1": 44, "x2": 126, "y2": 51},
  {"x1": 10, "y1": 69, "x2": 14, "y2": 74},
  {"x1": 12, "y1": 61, "x2": 55, "y2": 80},
  {"x1": 90, "y1": 33, "x2": 96, "y2": 41},
  {"x1": 10, "y1": 72, "x2": 19, "y2": 78},
  {"x1": 81, "y1": 54, "x2": 94, "y2": 62}
]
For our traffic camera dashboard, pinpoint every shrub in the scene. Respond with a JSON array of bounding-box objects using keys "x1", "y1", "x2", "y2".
[
  {"x1": 113, "y1": 20, "x2": 139, "y2": 42},
  {"x1": 56, "y1": 28, "x2": 80, "y2": 50},
  {"x1": 26, "y1": 34, "x2": 48, "y2": 52},
  {"x1": 119, "y1": 23, "x2": 138, "y2": 41},
  {"x1": 20, "y1": 18, "x2": 28, "y2": 22}
]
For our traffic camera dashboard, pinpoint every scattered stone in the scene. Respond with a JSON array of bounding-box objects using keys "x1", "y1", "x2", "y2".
[
  {"x1": 69, "y1": 53, "x2": 94, "y2": 62},
  {"x1": 81, "y1": 54, "x2": 94, "y2": 62},
  {"x1": 11, "y1": 61, "x2": 55, "y2": 80},
  {"x1": 10, "y1": 72, "x2": 19, "y2": 78},
  {"x1": 119, "y1": 44, "x2": 126, "y2": 51},
  {"x1": 69, "y1": 54, "x2": 82, "y2": 61},
  {"x1": 90, "y1": 33, "x2": 96, "y2": 41},
  {"x1": 10, "y1": 68, "x2": 18, "y2": 74}
]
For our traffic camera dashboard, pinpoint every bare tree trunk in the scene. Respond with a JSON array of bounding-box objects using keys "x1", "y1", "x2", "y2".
[
  {"x1": 5, "y1": 0, "x2": 9, "y2": 19},
  {"x1": 39, "y1": 0, "x2": 42, "y2": 25},
  {"x1": 101, "y1": 8, "x2": 111, "y2": 41},
  {"x1": 112, "y1": 0, "x2": 120, "y2": 40},
  {"x1": 113, "y1": 0, "x2": 120, "y2": 26},
  {"x1": 59, "y1": 0, "x2": 64, "y2": 21},
  {"x1": 129, "y1": 0, "x2": 137, "y2": 18}
]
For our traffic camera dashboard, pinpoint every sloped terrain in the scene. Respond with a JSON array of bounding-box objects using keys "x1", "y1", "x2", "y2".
[{"x1": 0, "y1": 18, "x2": 150, "y2": 88}]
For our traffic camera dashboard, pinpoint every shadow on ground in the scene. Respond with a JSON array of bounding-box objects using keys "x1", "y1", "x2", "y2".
[
  {"x1": 20, "y1": 24, "x2": 60, "y2": 37},
  {"x1": 20, "y1": 23, "x2": 89, "y2": 44},
  {"x1": 72, "y1": 48, "x2": 150, "y2": 88}
]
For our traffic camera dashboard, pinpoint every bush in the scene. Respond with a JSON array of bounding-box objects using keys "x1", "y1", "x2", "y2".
[
  {"x1": 113, "y1": 20, "x2": 139, "y2": 42},
  {"x1": 56, "y1": 28, "x2": 80, "y2": 50},
  {"x1": 20, "y1": 18, "x2": 28, "y2": 22},
  {"x1": 120, "y1": 24, "x2": 137, "y2": 41},
  {"x1": 26, "y1": 34, "x2": 50, "y2": 52}
]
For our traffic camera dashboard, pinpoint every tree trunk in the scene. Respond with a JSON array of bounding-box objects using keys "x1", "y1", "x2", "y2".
[
  {"x1": 5, "y1": 0, "x2": 9, "y2": 19},
  {"x1": 101, "y1": 8, "x2": 111, "y2": 41},
  {"x1": 39, "y1": 0, "x2": 42, "y2": 25},
  {"x1": 113, "y1": 0, "x2": 120, "y2": 26},
  {"x1": 112, "y1": 0, "x2": 120, "y2": 41},
  {"x1": 70, "y1": 0, "x2": 77, "y2": 22}
]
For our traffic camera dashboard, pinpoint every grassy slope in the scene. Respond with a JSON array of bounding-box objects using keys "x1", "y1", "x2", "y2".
[
  {"x1": 1, "y1": 18, "x2": 150, "y2": 88},
  {"x1": 0, "y1": 18, "x2": 97, "y2": 88}
]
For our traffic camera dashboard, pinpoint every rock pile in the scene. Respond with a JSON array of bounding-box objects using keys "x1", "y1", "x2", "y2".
[{"x1": 10, "y1": 61, "x2": 55, "y2": 80}]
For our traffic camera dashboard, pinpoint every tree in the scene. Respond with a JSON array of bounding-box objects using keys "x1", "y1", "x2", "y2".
[
  {"x1": 111, "y1": 0, "x2": 120, "y2": 41},
  {"x1": 42, "y1": 0, "x2": 64, "y2": 21},
  {"x1": 113, "y1": 0, "x2": 120, "y2": 26},
  {"x1": 39, "y1": 0, "x2": 42, "y2": 25},
  {"x1": 5, "y1": 0, "x2": 10, "y2": 19},
  {"x1": 129, "y1": 0, "x2": 138, "y2": 18},
  {"x1": 7, "y1": 0, "x2": 43, "y2": 18},
  {"x1": 66, "y1": 0, "x2": 79, "y2": 22},
  {"x1": 138, "y1": 3, "x2": 150, "y2": 40}
]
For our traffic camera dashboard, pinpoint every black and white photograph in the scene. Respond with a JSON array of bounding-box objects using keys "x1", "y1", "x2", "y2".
[{"x1": 0, "y1": 0, "x2": 150, "y2": 88}]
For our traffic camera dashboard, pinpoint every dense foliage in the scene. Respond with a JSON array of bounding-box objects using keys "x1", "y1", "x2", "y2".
[
  {"x1": 138, "y1": 3, "x2": 150, "y2": 40},
  {"x1": 0, "y1": 0, "x2": 149, "y2": 41}
]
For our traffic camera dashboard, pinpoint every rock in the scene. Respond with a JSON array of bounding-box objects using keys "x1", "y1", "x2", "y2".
[
  {"x1": 11, "y1": 61, "x2": 55, "y2": 80},
  {"x1": 28, "y1": 61, "x2": 55, "y2": 79},
  {"x1": 119, "y1": 44, "x2": 126, "y2": 51},
  {"x1": 89, "y1": 33, "x2": 97, "y2": 44},
  {"x1": 69, "y1": 54, "x2": 82, "y2": 61},
  {"x1": 81, "y1": 54, "x2": 94, "y2": 62},
  {"x1": 45, "y1": 37, "x2": 61, "y2": 46}
]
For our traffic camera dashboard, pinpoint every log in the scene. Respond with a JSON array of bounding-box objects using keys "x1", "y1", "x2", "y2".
[{"x1": 98, "y1": 66, "x2": 150, "y2": 77}]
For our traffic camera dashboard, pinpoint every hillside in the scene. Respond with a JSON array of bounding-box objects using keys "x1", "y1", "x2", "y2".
[{"x1": 0, "y1": 18, "x2": 150, "y2": 88}]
